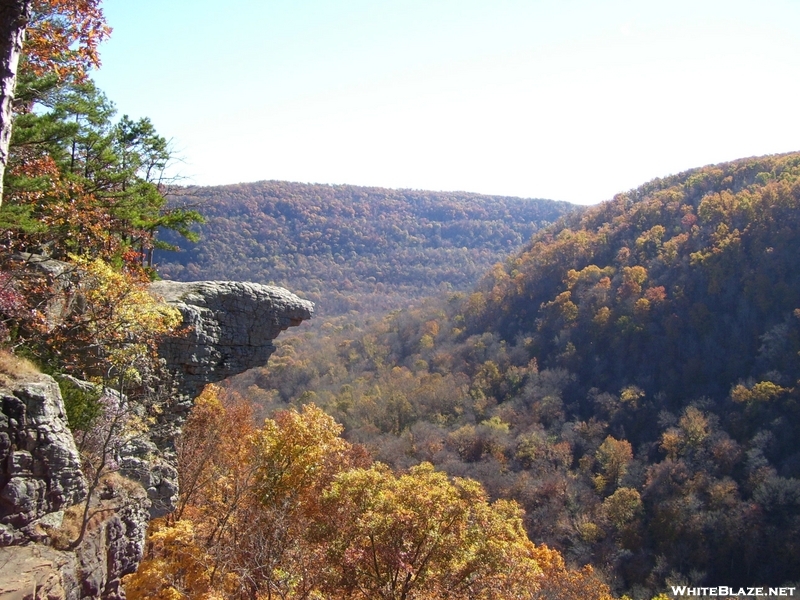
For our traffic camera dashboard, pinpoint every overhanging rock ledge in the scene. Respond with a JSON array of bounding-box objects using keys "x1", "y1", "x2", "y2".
[{"x1": 150, "y1": 280, "x2": 314, "y2": 399}]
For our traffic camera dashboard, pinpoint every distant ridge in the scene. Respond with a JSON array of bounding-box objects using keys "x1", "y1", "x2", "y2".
[{"x1": 157, "y1": 181, "x2": 577, "y2": 316}]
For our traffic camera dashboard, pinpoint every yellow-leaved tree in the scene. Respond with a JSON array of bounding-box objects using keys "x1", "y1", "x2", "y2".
[
  {"x1": 315, "y1": 462, "x2": 542, "y2": 599},
  {"x1": 65, "y1": 255, "x2": 181, "y2": 388},
  {"x1": 46, "y1": 255, "x2": 182, "y2": 549}
]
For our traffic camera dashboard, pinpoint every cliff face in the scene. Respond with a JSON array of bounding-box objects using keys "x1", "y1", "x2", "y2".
[
  {"x1": 0, "y1": 278, "x2": 313, "y2": 599},
  {"x1": 120, "y1": 281, "x2": 314, "y2": 520},
  {"x1": 0, "y1": 374, "x2": 87, "y2": 540}
]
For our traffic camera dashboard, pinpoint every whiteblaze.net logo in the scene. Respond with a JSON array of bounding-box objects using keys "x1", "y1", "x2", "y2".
[{"x1": 670, "y1": 587, "x2": 797, "y2": 597}]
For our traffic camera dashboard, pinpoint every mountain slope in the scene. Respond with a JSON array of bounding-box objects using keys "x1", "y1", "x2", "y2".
[
  {"x1": 469, "y1": 151, "x2": 800, "y2": 404},
  {"x1": 156, "y1": 181, "x2": 575, "y2": 315},
  {"x1": 226, "y1": 152, "x2": 800, "y2": 594}
]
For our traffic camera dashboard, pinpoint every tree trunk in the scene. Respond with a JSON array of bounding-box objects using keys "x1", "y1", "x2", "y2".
[{"x1": 0, "y1": 0, "x2": 31, "y2": 208}]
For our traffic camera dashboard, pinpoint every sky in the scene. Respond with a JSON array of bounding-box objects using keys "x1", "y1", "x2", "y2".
[{"x1": 91, "y1": 0, "x2": 800, "y2": 206}]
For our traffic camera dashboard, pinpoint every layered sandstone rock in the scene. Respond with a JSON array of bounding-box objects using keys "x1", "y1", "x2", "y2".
[{"x1": 0, "y1": 373, "x2": 87, "y2": 539}]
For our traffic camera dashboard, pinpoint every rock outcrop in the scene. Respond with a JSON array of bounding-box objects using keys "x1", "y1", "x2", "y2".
[
  {"x1": 72, "y1": 474, "x2": 150, "y2": 600},
  {"x1": 0, "y1": 278, "x2": 313, "y2": 599},
  {"x1": 0, "y1": 372, "x2": 87, "y2": 542},
  {"x1": 150, "y1": 280, "x2": 314, "y2": 399},
  {"x1": 115, "y1": 280, "x2": 314, "y2": 519},
  {"x1": 0, "y1": 372, "x2": 152, "y2": 600}
]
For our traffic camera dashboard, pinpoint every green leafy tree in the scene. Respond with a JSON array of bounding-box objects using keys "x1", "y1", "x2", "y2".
[{"x1": 3, "y1": 77, "x2": 202, "y2": 267}]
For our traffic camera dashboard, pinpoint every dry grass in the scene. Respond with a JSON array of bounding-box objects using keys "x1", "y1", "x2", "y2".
[
  {"x1": 49, "y1": 472, "x2": 148, "y2": 549},
  {"x1": 0, "y1": 349, "x2": 41, "y2": 386},
  {"x1": 102, "y1": 471, "x2": 147, "y2": 497},
  {"x1": 48, "y1": 502, "x2": 85, "y2": 549}
]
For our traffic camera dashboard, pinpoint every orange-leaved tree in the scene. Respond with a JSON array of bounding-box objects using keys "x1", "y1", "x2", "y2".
[
  {"x1": 126, "y1": 399, "x2": 367, "y2": 600},
  {"x1": 126, "y1": 395, "x2": 617, "y2": 600},
  {"x1": 0, "y1": 0, "x2": 109, "y2": 206}
]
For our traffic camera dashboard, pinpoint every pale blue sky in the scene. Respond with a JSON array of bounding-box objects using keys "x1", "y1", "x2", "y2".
[{"x1": 92, "y1": 0, "x2": 800, "y2": 205}]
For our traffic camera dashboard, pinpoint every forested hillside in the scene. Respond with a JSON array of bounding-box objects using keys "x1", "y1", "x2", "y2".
[
  {"x1": 156, "y1": 182, "x2": 574, "y2": 315},
  {"x1": 226, "y1": 152, "x2": 800, "y2": 596},
  {"x1": 6, "y1": 1, "x2": 799, "y2": 599},
  {"x1": 0, "y1": 4, "x2": 614, "y2": 598}
]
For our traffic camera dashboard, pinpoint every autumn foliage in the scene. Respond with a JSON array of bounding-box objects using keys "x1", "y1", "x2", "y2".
[
  {"x1": 216, "y1": 152, "x2": 800, "y2": 597},
  {"x1": 125, "y1": 386, "x2": 614, "y2": 600},
  {"x1": 156, "y1": 181, "x2": 572, "y2": 317},
  {"x1": 23, "y1": 0, "x2": 111, "y2": 82},
  {"x1": 5, "y1": 1, "x2": 800, "y2": 596},
  {"x1": 0, "y1": 0, "x2": 200, "y2": 390}
]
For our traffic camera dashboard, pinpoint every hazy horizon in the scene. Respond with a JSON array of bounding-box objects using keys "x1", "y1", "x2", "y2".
[{"x1": 93, "y1": 0, "x2": 800, "y2": 205}]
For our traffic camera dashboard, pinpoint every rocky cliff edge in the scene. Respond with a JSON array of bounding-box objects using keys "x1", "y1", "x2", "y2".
[
  {"x1": 0, "y1": 277, "x2": 313, "y2": 599},
  {"x1": 150, "y1": 280, "x2": 314, "y2": 399}
]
